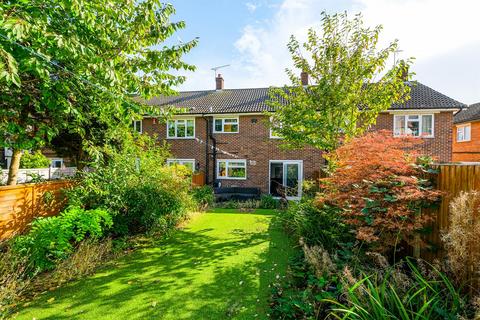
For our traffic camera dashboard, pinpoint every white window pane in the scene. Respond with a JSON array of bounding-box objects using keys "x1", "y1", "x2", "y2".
[
  {"x1": 215, "y1": 119, "x2": 223, "y2": 132},
  {"x1": 186, "y1": 120, "x2": 194, "y2": 137},
  {"x1": 457, "y1": 127, "x2": 464, "y2": 141},
  {"x1": 406, "y1": 118, "x2": 420, "y2": 136},
  {"x1": 421, "y1": 115, "x2": 433, "y2": 136},
  {"x1": 218, "y1": 161, "x2": 227, "y2": 176},
  {"x1": 224, "y1": 118, "x2": 237, "y2": 123},
  {"x1": 168, "y1": 121, "x2": 175, "y2": 137},
  {"x1": 177, "y1": 122, "x2": 186, "y2": 137},
  {"x1": 228, "y1": 167, "x2": 246, "y2": 178},
  {"x1": 394, "y1": 116, "x2": 405, "y2": 136}
]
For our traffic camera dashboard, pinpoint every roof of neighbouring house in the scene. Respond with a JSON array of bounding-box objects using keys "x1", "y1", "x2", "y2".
[
  {"x1": 454, "y1": 102, "x2": 480, "y2": 124},
  {"x1": 144, "y1": 81, "x2": 465, "y2": 114}
]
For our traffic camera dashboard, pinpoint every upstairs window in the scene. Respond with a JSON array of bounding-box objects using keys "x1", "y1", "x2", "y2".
[
  {"x1": 217, "y1": 159, "x2": 246, "y2": 179},
  {"x1": 167, "y1": 119, "x2": 195, "y2": 139},
  {"x1": 457, "y1": 124, "x2": 471, "y2": 142},
  {"x1": 393, "y1": 114, "x2": 434, "y2": 137},
  {"x1": 132, "y1": 120, "x2": 142, "y2": 133},
  {"x1": 269, "y1": 117, "x2": 283, "y2": 139},
  {"x1": 214, "y1": 117, "x2": 239, "y2": 133}
]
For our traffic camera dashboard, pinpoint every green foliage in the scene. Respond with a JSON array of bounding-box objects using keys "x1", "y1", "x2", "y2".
[
  {"x1": 0, "y1": 0, "x2": 197, "y2": 180},
  {"x1": 267, "y1": 12, "x2": 412, "y2": 151},
  {"x1": 191, "y1": 185, "x2": 215, "y2": 209},
  {"x1": 326, "y1": 259, "x2": 467, "y2": 320},
  {"x1": 19, "y1": 150, "x2": 50, "y2": 169},
  {"x1": 67, "y1": 135, "x2": 195, "y2": 236},
  {"x1": 281, "y1": 198, "x2": 354, "y2": 254},
  {"x1": 260, "y1": 194, "x2": 278, "y2": 209},
  {"x1": 13, "y1": 207, "x2": 112, "y2": 272}
]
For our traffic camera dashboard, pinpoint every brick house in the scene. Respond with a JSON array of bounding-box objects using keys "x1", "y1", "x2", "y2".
[
  {"x1": 139, "y1": 74, "x2": 464, "y2": 199},
  {"x1": 452, "y1": 103, "x2": 480, "y2": 162}
]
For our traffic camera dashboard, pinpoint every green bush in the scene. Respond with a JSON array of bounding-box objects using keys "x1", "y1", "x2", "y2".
[
  {"x1": 281, "y1": 198, "x2": 354, "y2": 254},
  {"x1": 20, "y1": 150, "x2": 51, "y2": 169},
  {"x1": 191, "y1": 185, "x2": 215, "y2": 209},
  {"x1": 67, "y1": 135, "x2": 195, "y2": 236},
  {"x1": 121, "y1": 183, "x2": 189, "y2": 235},
  {"x1": 260, "y1": 194, "x2": 278, "y2": 209},
  {"x1": 13, "y1": 207, "x2": 112, "y2": 272}
]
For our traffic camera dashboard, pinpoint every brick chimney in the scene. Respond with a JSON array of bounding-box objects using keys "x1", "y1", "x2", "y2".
[
  {"x1": 216, "y1": 74, "x2": 224, "y2": 90},
  {"x1": 300, "y1": 71, "x2": 309, "y2": 86}
]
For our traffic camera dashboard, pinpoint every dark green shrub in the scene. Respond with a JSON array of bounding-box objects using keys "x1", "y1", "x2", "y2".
[
  {"x1": 121, "y1": 184, "x2": 188, "y2": 234},
  {"x1": 13, "y1": 207, "x2": 112, "y2": 272},
  {"x1": 281, "y1": 198, "x2": 354, "y2": 254},
  {"x1": 20, "y1": 150, "x2": 51, "y2": 169},
  {"x1": 260, "y1": 194, "x2": 278, "y2": 209},
  {"x1": 191, "y1": 185, "x2": 215, "y2": 209}
]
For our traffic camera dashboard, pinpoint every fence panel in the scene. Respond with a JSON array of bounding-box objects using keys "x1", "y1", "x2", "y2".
[
  {"x1": 0, "y1": 180, "x2": 73, "y2": 239},
  {"x1": 1, "y1": 167, "x2": 77, "y2": 185}
]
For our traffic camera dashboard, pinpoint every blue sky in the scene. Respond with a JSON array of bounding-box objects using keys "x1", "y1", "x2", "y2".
[{"x1": 168, "y1": 0, "x2": 480, "y2": 104}]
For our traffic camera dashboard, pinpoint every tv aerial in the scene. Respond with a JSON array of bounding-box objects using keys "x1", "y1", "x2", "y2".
[{"x1": 211, "y1": 64, "x2": 230, "y2": 77}]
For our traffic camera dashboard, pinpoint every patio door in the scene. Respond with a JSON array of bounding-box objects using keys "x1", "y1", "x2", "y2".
[{"x1": 269, "y1": 160, "x2": 303, "y2": 200}]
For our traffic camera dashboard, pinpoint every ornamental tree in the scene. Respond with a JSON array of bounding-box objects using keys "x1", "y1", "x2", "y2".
[
  {"x1": 0, "y1": 0, "x2": 197, "y2": 184},
  {"x1": 268, "y1": 12, "x2": 413, "y2": 151},
  {"x1": 317, "y1": 131, "x2": 442, "y2": 252}
]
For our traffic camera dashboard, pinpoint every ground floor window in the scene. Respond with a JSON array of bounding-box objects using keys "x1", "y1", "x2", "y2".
[
  {"x1": 167, "y1": 159, "x2": 196, "y2": 172},
  {"x1": 269, "y1": 160, "x2": 303, "y2": 199},
  {"x1": 217, "y1": 159, "x2": 246, "y2": 179},
  {"x1": 50, "y1": 158, "x2": 64, "y2": 168}
]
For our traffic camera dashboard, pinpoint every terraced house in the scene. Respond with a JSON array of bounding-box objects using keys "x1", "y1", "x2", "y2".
[{"x1": 138, "y1": 74, "x2": 465, "y2": 199}]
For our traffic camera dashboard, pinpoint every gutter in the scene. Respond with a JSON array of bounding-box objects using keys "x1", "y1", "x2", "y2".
[{"x1": 201, "y1": 115, "x2": 217, "y2": 186}]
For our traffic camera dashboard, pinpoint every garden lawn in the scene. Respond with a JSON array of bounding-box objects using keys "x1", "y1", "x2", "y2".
[{"x1": 15, "y1": 209, "x2": 294, "y2": 320}]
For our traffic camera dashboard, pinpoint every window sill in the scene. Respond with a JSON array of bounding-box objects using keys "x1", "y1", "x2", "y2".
[
  {"x1": 213, "y1": 131, "x2": 239, "y2": 134},
  {"x1": 216, "y1": 177, "x2": 247, "y2": 180},
  {"x1": 166, "y1": 137, "x2": 196, "y2": 140}
]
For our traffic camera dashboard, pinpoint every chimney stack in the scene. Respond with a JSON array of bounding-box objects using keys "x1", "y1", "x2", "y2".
[
  {"x1": 216, "y1": 74, "x2": 224, "y2": 90},
  {"x1": 300, "y1": 71, "x2": 309, "y2": 86}
]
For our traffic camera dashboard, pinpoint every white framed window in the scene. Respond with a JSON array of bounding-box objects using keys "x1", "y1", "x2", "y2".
[
  {"x1": 167, "y1": 159, "x2": 196, "y2": 172},
  {"x1": 167, "y1": 118, "x2": 195, "y2": 139},
  {"x1": 217, "y1": 159, "x2": 246, "y2": 180},
  {"x1": 269, "y1": 117, "x2": 283, "y2": 139},
  {"x1": 393, "y1": 114, "x2": 434, "y2": 137},
  {"x1": 214, "y1": 117, "x2": 239, "y2": 133},
  {"x1": 457, "y1": 124, "x2": 471, "y2": 142},
  {"x1": 51, "y1": 158, "x2": 64, "y2": 168},
  {"x1": 133, "y1": 120, "x2": 142, "y2": 133}
]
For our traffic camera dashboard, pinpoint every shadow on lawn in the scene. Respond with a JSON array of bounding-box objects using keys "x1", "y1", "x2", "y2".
[{"x1": 18, "y1": 212, "x2": 293, "y2": 320}]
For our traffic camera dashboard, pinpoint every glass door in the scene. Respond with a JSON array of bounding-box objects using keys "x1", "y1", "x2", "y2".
[{"x1": 269, "y1": 161, "x2": 302, "y2": 199}]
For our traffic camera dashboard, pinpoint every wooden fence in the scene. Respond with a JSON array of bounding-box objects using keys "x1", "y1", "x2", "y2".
[
  {"x1": 421, "y1": 164, "x2": 480, "y2": 263},
  {"x1": 0, "y1": 180, "x2": 73, "y2": 240}
]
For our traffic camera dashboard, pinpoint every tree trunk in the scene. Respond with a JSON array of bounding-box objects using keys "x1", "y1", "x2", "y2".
[{"x1": 7, "y1": 149, "x2": 22, "y2": 185}]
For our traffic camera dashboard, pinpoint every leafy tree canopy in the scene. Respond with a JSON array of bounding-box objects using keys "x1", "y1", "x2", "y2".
[
  {"x1": 0, "y1": 0, "x2": 197, "y2": 183},
  {"x1": 268, "y1": 12, "x2": 413, "y2": 151}
]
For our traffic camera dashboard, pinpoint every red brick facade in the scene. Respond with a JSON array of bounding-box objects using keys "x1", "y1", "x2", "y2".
[
  {"x1": 452, "y1": 121, "x2": 480, "y2": 162},
  {"x1": 142, "y1": 111, "x2": 455, "y2": 194},
  {"x1": 371, "y1": 111, "x2": 454, "y2": 162}
]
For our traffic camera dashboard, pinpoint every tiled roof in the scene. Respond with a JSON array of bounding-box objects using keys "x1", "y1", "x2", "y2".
[
  {"x1": 144, "y1": 81, "x2": 465, "y2": 114},
  {"x1": 454, "y1": 103, "x2": 480, "y2": 124}
]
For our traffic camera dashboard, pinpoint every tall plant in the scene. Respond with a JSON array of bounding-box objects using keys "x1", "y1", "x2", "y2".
[
  {"x1": 0, "y1": 0, "x2": 197, "y2": 184},
  {"x1": 267, "y1": 12, "x2": 412, "y2": 151}
]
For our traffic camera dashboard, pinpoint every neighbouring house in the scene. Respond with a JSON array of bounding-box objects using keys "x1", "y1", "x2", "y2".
[
  {"x1": 139, "y1": 74, "x2": 464, "y2": 198},
  {"x1": 1, "y1": 147, "x2": 67, "y2": 170},
  {"x1": 452, "y1": 102, "x2": 480, "y2": 162}
]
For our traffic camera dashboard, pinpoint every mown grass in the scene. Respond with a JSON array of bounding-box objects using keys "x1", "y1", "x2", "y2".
[{"x1": 14, "y1": 209, "x2": 294, "y2": 320}]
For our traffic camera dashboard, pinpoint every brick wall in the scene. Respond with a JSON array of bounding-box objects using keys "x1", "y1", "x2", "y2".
[
  {"x1": 452, "y1": 121, "x2": 480, "y2": 162},
  {"x1": 371, "y1": 111, "x2": 453, "y2": 162},
  {"x1": 142, "y1": 115, "x2": 325, "y2": 193}
]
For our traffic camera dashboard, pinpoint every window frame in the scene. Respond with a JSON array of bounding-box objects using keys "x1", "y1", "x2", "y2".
[
  {"x1": 166, "y1": 158, "x2": 196, "y2": 172},
  {"x1": 269, "y1": 117, "x2": 283, "y2": 139},
  {"x1": 50, "y1": 158, "x2": 64, "y2": 168},
  {"x1": 216, "y1": 159, "x2": 247, "y2": 180},
  {"x1": 393, "y1": 114, "x2": 435, "y2": 138},
  {"x1": 166, "y1": 118, "x2": 196, "y2": 139},
  {"x1": 456, "y1": 123, "x2": 471, "y2": 142},
  {"x1": 213, "y1": 116, "x2": 239, "y2": 134},
  {"x1": 133, "y1": 120, "x2": 142, "y2": 134}
]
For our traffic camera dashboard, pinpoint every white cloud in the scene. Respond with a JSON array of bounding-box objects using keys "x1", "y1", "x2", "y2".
[
  {"x1": 179, "y1": 0, "x2": 480, "y2": 103},
  {"x1": 246, "y1": 2, "x2": 258, "y2": 13}
]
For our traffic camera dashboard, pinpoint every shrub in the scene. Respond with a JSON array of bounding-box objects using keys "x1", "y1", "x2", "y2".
[
  {"x1": 326, "y1": 259, "x2": 467, "y2": 320},
  {"x1": 67, "y1": 135, "x2": 195, "y2": 236},
  {"x1": 13, "y1": 207, "x2": 112, "y2": 272},
  {"x1": 442, "y1": 191, "x2": 480, "y2": 285},
  {"x1": 191, "y1": 185, "x2": 215, "y2": 209},
  {"x1": 19, "y1": 150, "x2": 51, "y2": 169},
  {"x1": 319, "y1": 131, "x2": 441, "y2": 252},
  {"x1": 281, "y1": 198, "x2": 354, "y2": 254},
  {"x1": 260, "y1": 194, "x2": 278, "y2": 209},
  {"x1": 121, "y1": 183, "x2": 189, "y2": 235},
  {"x1": 0, "y1": 249, "x2": 30, "y2": 319}
]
